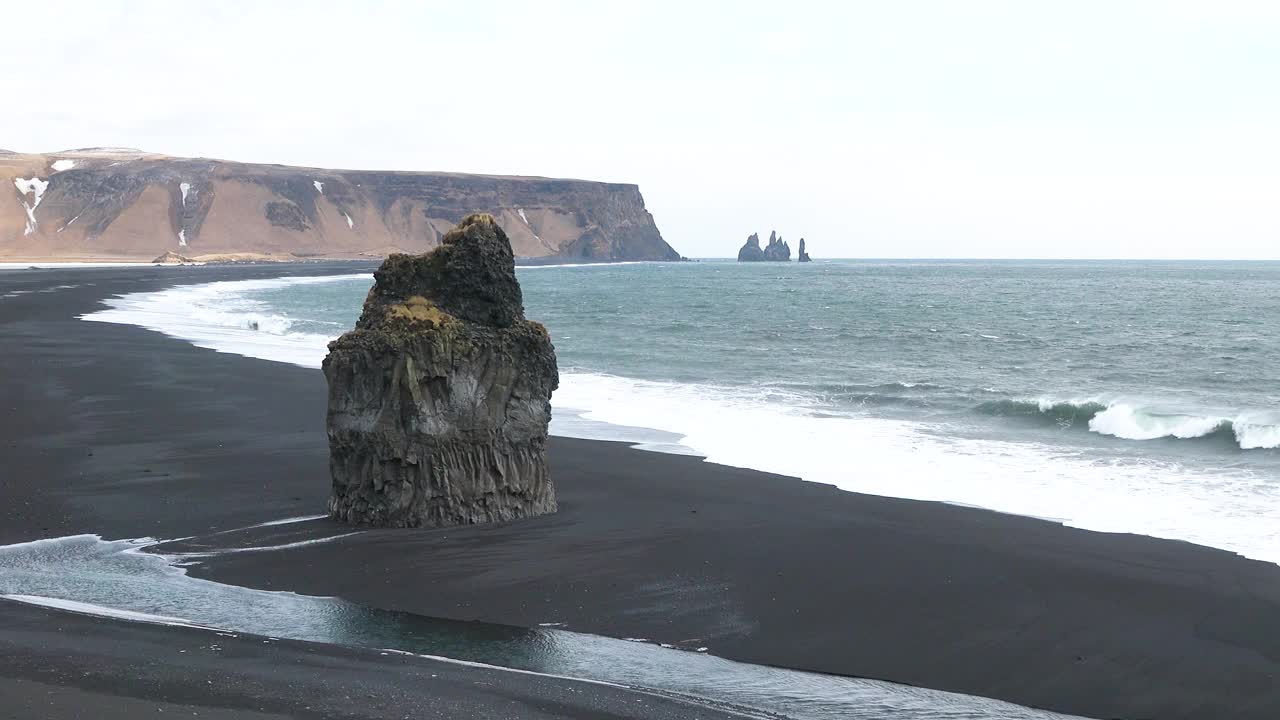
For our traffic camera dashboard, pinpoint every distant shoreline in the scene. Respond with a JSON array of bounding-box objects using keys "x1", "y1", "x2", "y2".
[{"x1": 0, "y1": 255, "x2": 674, "y2": 267}]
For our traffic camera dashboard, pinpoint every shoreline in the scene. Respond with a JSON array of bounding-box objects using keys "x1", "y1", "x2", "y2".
[
  {"x1": 0, "y1": 599, "x2": 742, "y2": 720},
  {"x1": 78, "y1": 266, "x2": 1280, "y2": 565},
  {"x1": 2, "y1": 264, "x2": 1280, "y2": 719}
]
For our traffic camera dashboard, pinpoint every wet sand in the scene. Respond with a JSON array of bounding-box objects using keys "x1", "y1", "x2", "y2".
[
  {"x1": 0, "y1": 600, "x2": 738, "y2": 719},
  {"x1": 2, "y1": 265, "x2": 1280, "y2": 719}
]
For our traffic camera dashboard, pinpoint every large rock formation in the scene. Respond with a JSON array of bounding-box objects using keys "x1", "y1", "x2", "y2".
[
  {"x1": 798, "y1": 238, "x2": 811, "y2": 262},
  {"x1": 323, "y1": 214, "x2": 559, "y2": 528},
  {"x1": 763, "y1": 232, "x2": 791, "y2": 261},
  {"x1": 0, "y1": 149, "x2": 679, "y2": 262},
  {"x1": 738, "y1": 230, "x2": 791, "y2": 261}
]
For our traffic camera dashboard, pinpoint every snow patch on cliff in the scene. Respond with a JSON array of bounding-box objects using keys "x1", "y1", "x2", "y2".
[
  {"x1": 59, "y1": 211, "x2": 85, "y2": 233},
  {"x1": 343, "y1": 211, "x2": 354, "y2": 229},
  {"x1": 64, "y1": 147, "x2": 143, "y2": 155},
  {"x1": 313, "y1": 180, "x2": 324, "y2": 194},
  {"x1": 51, "y1": 159, "x2": 76, "y2": 172},
  {"x1": 517, "y1": 207, "x2": 540, "y2": 240},
  {"x1": 13, "y1": 177, "x2": 49, "y2": 235},
  {"x1": 178, "y1": 183, "x2": 193, "y2": 245}
]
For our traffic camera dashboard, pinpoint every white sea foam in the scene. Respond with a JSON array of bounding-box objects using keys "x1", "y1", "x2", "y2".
[
  {"x1": 245, "y1": 514, "x2": 328, "y2": 529},
  {"x1": 553, "y1": 372, "x2": 1280, "y2": 562},
  {"x1": 1089, "y1": 404, "x2": 1225, "y2": 441},
  {"x1": 2, "y1": 593, "x2": 207, "y2": 628},
  {"x1": 79, "y1": 274, "x2": 1280, "y2": 565},
  {"x1": 1029, "y1": 398, "x2": 1280, "y2": 450},
  {"x1": 168, "y1": 532, "x2": 362, "y2": 558},
  {"x1": 1234, "y1": 415, "x2": 1280, "y2": 450},
  {"x1": 81, "y1": 274, "x2": 366, "y2": 368},
  {"x1": 0, "y1": 534, "x2": 1085, "y2": 719}
]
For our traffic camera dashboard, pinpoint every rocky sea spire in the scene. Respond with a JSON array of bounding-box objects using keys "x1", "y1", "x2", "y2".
[
  {"x1": 323, "y1": 213, "x2": 560, "y2": 528},
  {"x1": 739, "y1": 230, "x2": 796, "y2": 261},
  {"x1": 798, "y1": 238, "x2": 811, "y2": 262},
  {"x1": 737, "y1": 232, "x2": 764, "y2": 261},
  {"x1": 763, "y1": 231, "x2": 791, "y2": 261}
]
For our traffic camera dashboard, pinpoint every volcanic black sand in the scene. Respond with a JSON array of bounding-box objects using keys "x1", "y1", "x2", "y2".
[
  {"x1": 0, "y1": 599, "x2": 737, "y2": 720},
  {"x1": 2, "y1": 264, "x2": 1280, "y2": 720}
]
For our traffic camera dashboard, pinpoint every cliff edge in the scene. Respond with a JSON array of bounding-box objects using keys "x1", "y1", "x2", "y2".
[{"x1": 0, "y1": 149, "x2": 679, "y2": 262}]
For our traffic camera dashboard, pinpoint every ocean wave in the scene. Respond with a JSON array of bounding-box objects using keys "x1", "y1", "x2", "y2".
[
  {"x1": 760, "y1": 381, "x2": 948, "y2": 410},
  {"x1": 976, "y1": 398, "x2": 1108, "y2": 427},
  {"x1": 80, "y1": 274, "x2": 1280, "y2": 565},
  {"x1": 976, "y1": 398, "x2": 1280, "y2": 449},
  {"x1": 80, "y1": 274, "x2": 365, "y2": 369}
]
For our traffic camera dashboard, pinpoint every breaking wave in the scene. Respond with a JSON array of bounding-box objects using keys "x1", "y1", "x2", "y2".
[
  {"x1": 976, "y1": 398, "x2": 1280, "y2": 450},
  {"x1": 80, "y1": 274, "x2": 365, "y2": 368},
  {"x1": 79, "y1": 272, "x2": 1280, "y2": 564}
]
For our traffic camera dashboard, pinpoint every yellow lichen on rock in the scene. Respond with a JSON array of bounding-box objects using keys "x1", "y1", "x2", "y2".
[
  {"x1": 441, "y1": 213, "x2": 499, "y2": 245},
  {"x1": 384, "y1": 296, "x2": 455, "y2": 326}
]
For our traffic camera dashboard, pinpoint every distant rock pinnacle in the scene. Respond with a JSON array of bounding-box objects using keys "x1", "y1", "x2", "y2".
[{"x1": 737, "y1": 230, "x2": 792, "y2": 261}]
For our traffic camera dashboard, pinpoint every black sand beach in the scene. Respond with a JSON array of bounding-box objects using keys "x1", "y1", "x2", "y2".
[
  {"x1": 3, "y1": 265, "x2": 1280, "y2": 720},
  {"x1": 0, "y1": 599, "x2": 738, "y2": 720}
]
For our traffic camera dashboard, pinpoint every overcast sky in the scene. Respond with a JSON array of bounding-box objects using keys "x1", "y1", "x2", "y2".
[{"x1": 6, "y1": 1, "x2": 1279, "y2": 258}]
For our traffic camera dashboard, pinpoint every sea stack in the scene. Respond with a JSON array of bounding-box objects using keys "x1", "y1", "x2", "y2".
[
  {"x1": 737, "y1": 232, "x2": 765, "y2": 261},
  {"x1": 738, "y1": 230, "x2": 793, "y2": 261},
  {"x1": 763, "y1": 231, "x2": 791, "y2": 261},
  {"x1": 323, "y1": 213, "x2": 560, "y2": 528},
  {"x1": 798, "y1": 238, "x2": 811, "y2": 262}
]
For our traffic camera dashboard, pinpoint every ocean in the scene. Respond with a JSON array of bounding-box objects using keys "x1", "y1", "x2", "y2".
[{"x1": 86, "y1": 259, "x2": 1280, "y2": 565}]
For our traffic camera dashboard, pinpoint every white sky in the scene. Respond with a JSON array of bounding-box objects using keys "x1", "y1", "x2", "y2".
[{"x1": 4, "y1": 1, "x2": 1279, "y2": 258}]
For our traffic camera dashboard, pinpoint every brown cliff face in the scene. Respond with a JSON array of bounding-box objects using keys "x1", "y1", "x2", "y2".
[{"x1": 0, "y1": 149, "x2": 679, "y2": 262}]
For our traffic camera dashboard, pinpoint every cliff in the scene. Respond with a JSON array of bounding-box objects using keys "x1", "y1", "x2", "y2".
[
  {"x1": 0, "y1": 149, "x2": 679, "y2": 262},
  {"x1": 324, "y1": 214, "x2": 559, "y2": 528}
]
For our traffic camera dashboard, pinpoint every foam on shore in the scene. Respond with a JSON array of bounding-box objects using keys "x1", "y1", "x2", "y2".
[
  {"x1": 79, "y1": 273, "x2": 1280, "y2": 566},
  {"x1": 0, "y1": 534, "x2": 1082, "y2": 720}
]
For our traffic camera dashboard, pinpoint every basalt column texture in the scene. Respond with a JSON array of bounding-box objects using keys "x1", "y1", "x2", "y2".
[{"x1": 323, "y1": 214, "x2": 559, "y2": 527}]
